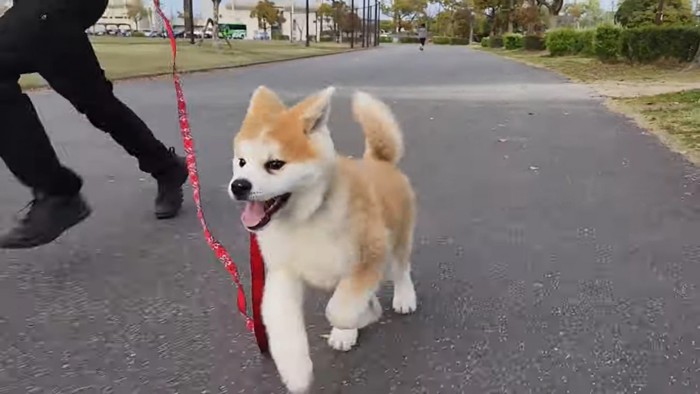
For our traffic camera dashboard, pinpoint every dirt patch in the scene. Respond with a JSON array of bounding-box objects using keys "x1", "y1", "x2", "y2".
[{"x1": 592, "y1": 81, "x2": 700, "y2": 98}]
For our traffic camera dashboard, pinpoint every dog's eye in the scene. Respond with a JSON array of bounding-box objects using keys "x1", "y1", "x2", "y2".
[
  {"x1": 265, "y1": 160, "x2": 286, "y2": 171},
  {"x1": 238, "y1": 158, "x2": 246, "y2": 168}
]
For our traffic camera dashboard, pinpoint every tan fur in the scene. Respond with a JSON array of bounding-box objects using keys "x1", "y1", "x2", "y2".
[
  {"x1": 235, "y1": 86, "x2": 321, "y2": 162},
  {"x1": 338, "y1": 157, "x2": 416, "y2": 295}
]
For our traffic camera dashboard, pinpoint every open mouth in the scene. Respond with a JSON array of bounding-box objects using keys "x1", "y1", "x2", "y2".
[{"x1": 241, "y1": 193, "x2": 291, "y2": 231}]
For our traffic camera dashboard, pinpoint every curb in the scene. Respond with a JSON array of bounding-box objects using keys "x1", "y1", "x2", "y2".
[{"x1": 24, "y1": 45, "x2": 381, "y2": 92}]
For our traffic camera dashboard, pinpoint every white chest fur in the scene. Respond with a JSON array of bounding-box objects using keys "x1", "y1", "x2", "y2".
[{"x1": 258, "y1": 209, "x2": 357, "y2": 290}]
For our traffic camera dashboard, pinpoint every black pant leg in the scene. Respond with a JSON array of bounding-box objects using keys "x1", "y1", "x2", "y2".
[
  {"x1": 0, "y1": 4, "x2": 83, "y2": 196},
  {"x1": 37, "y1": 29, "x2": 179, "y2": 179}
]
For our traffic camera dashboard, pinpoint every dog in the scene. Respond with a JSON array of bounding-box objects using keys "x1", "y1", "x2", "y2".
[{"x1": 228, "y1": 85, "x2": 417, "y2": 393}]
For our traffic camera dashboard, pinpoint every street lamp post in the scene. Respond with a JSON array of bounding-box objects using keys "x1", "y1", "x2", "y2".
[
  {"x1": 306, "y1": 0, "x2": 310, "y2": 46},
  {"x1": 350, "y1": 0, "x2": 355, "y2": 48}
]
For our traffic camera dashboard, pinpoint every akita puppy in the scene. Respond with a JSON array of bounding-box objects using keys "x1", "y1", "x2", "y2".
[{"x1": 229, "y1": 86, "x2": 417, "y2": 393}]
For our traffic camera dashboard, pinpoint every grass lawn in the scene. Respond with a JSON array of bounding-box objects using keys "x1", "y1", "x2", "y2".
[
  {"x1": 614, "y1": 90, "x2": 700, "y2": 164},
  {"x1": 476, "y1": 46, "x2": 700, "y2": 163},
  {"x1": 20, "y1": 36, "x2": 351, "y2": 89}
]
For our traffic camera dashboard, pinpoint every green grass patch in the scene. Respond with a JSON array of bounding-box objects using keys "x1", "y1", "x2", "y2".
[
  {"x1": 20, "y1": 36, "x2": 350, "y2": 89},
  {"x1": 617, "y1": 89, "x2": 700, "y2": 157}
]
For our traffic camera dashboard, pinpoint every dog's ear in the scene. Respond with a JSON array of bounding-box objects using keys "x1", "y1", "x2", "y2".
[
  {"x1": 246, "y1": 86, "x2": 286, "y2": 117},
  {"x1": 293, "y1": 86, "x2": 335, "y2": 135}
]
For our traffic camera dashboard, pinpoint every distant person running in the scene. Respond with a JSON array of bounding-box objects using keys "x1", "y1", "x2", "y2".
[{"x1": 417, "y1": 23, "x2": 428, "y2": 51}]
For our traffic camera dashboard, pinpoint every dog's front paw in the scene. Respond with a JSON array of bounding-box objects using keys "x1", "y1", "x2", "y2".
[
  {"x1": 393, "y1": 284, "x2": 417, "y2": 314},
  {"x1": 328, "y1": 328, "x2": 358, "y2": 351},
  {"x1": 326, "y1": 295, "x2": 366, "y2": 329},
  {"x1": 278, "y1": 356, "x2": 313, "y2": 394}
]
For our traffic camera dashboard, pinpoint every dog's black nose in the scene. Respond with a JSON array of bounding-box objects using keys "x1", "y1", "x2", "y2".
[{"x1": 230, "y1": 179, "x2": 252, "y2": 199}]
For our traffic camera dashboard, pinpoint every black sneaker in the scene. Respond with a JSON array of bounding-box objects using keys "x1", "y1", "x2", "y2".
[
  {"x1": 0, "y1": 192, "x2": 91, "y2": 249},
  {"x1": 154, "y1": 149, "x2": 189, "y2": 220}
]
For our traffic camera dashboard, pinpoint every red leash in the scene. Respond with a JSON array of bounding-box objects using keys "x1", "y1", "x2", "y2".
[{"x1": 152, "y1": 0, "x2": 269, "y2": 355}]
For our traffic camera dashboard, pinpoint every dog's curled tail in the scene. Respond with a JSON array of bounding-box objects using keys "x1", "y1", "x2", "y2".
[{"x1": 352, "y1": 91, "x2": 404, "y2": 165}]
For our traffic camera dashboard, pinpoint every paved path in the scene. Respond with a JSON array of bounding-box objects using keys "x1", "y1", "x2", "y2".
[{"x1": 2, "y1": 45, "x2": 700, "y2": 393}]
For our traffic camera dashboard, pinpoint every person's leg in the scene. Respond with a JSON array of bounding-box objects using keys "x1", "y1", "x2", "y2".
[
  {"x1": 36, "y1": 15, "x2": 188, "y2": 220},
  {"x1": 0, "y1": 3, "x2": 91, "y2": 249}
]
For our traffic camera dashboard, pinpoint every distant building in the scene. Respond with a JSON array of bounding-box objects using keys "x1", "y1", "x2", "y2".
[
  {"x1": 206, "y1": 0, "x2": 323, "y2": 41},
  {"x1": 94, "y1": 0, "x2": 158, "y2": 32}
]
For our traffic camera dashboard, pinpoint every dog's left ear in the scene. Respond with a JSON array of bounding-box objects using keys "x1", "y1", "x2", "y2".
[{"x1": 294, "y1": 86, "x2": 335, "y2": 135}]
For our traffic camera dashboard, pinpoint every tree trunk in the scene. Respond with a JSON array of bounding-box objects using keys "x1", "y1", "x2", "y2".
[
  {"x1": 655, "y1": 0, "x2": 665, "y2": 25},
  {"x1": 686, "y1": 39, "x2": 700, "y2": 69},
  {"x1": 508, "y1": 0, "x2": 514, "y2": 32},
  {"x1": 548, "y1": 11, "x2": 558, "y2": 28},
  {"x1": 212, "y1": 0, "x2": 222, "y2": 46}
]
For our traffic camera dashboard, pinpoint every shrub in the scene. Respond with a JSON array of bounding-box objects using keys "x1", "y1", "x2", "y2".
[
  {"x1": 575, "y1": 29, "x2": 596, "y2": 57},
  {"x1": 320, "y1": 36, "x2": 334, "y2": 42},
  {"x1": 131, "y1": 31, "x2": 145, "y2": 37},
  {"x1": 481, "y1": 37, "x2": 490, "y2": 47},
  {"x1": 272, "y1": 33, "x2": 290, "y2": 40},
  {"x1": 594, "y1": 25, "x2": 622, "y2": 62},
  {"x1": 620, "y1": 26, "x2": 700, "y2": 63},
  {"x1": 545, "y1": 28, "x2": 580, "y2": 56},
  {"x1": 503, "y1": 33, "x2": 523, "y2": 50},
  {"x1": 432, "y1": 36, "x2": 450, "y2": 45},
  {"x1": 379, "y1": 35, "x2": 393, "y2": 43},
  {"x1": 399, "y1": 36, "x2": 420, "y2": 43},
  {"x1": 450, "y1": 37, "x2": 470, "y2": 45},
  {"x1": 523, "y1": 35, "x2": 546, "y2": 51},
  {"x1": 488, "y1": 36, "x2": 504, "y2": 48}
]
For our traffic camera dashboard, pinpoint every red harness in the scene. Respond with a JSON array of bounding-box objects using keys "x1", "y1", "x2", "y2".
[{"x1": 152, "y1": 0, "x2": 269, "y2": 355}]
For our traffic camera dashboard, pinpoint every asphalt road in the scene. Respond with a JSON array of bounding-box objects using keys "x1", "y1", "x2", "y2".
[{"x1": 2, "y1": 45, "x2": 700, "y2": 394}]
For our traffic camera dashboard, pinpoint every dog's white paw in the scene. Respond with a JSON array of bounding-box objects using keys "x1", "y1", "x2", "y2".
[
  {"x1": 277, "y1": 356, "x2": 313, "y2": 394},
  {"x1": 326, "y1": 296, "x2": 366, "y2": 329},
  {"x1": 393, "y1": 283, "x2": 417, "y2": 314},
  {"x1": 328, "y1": 328, "x2": 358, "y2": 351}
]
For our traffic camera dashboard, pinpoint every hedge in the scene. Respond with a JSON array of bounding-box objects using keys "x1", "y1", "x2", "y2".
[
  {"x1": 426, "y1": 36, "x2": 470, "y2": 45},
  {"x1": 399, "y1": 36, "x2": 420, "y2": 43},
  {"x1": 450, "y1": 37, "x2": 470, "y2": 45},
  {"x1": 379, "y1": 36, "x2": 393, "y2": 43},
  {"x1": 481, "y1": 37, "x2": 490, "y2": 47},
  {"x1": 489, "y1": 36, "x2": 504, "y2": 48},
  {"x1": 594, "y1": 25, "x2": 622, "y2": 63},
  {"x1": 620, "y1": 26, "x2": 700, "y2": 63},
  {"x1": 504, "y1": 33, "x2": 523, "y2": 50},
  {"x1": 546, "y1": 28, "x2": 580, "y2": 56},
  {"x1": 524, "y1": 35, "x2": 545, "y2": 51},
  {"x1": 575, "y1": 29, "x2": 596, "y2": 57}
]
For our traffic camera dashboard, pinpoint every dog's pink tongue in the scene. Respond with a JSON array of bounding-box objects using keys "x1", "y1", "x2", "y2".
[{"x1": 241, "y1": 201, "x2": 266, "y2": 228}]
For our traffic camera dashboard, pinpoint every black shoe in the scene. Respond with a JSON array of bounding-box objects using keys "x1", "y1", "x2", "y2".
[
  {"x1": 154, "y1": 149, "x2": 189, "y2": 220},
  {"x1": 0, "y1": 192, "x2": 91, "y2": 249}
]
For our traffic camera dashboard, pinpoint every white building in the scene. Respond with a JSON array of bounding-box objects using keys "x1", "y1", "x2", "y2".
[
  {"x1": 206, "y1": 0, "x2": 323, "y2": 41},
  {"x1": 95, "y1": 0, "x2": 158, "y2": 32}
]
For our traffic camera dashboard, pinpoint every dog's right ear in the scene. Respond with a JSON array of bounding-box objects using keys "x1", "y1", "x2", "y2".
[{"x1": 246, "y1": 86, "x2": 286, "y2": 116}]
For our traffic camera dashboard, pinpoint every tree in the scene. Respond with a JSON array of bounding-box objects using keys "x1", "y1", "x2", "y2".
[
  {"x1": 250, "y1": 0, "x2": 285, "y2": 33},
  {"x1": 614, "y1": 0, "x2": 692, "y2": 27},
  {"x1": 126, "y1": 0, "x2": 147, "y2": 31},
  {"x1": 212, "y1": 0, "x2": 222, "y2": 45},
  {"x1": 318, "y1": 3, "x2": 335, "y2": 36},
  {"x1": 535, "y1": 0, "x2": 564, "y2": 27},
  {"x1": 387, "y1": 0, "x2": 429, "y2": 32},
  {"x1": 474, "y1": 0, "x2": 512, "y2": 36}
]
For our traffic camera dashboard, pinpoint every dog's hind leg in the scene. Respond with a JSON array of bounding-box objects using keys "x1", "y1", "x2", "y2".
[
  {"x1": 391, "y1": 215, "x2": 417, "y2": 315},
  {"x1": 262, "y1": 268, "x2": 313, "y2": 394}
]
